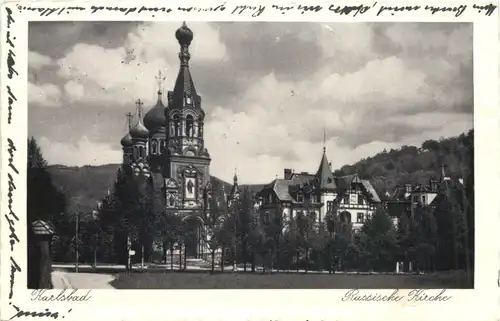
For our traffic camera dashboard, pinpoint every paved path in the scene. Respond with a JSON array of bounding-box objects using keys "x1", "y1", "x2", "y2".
[{"x1": 52, "y1": 271, "x2": 115, "y2": 289}]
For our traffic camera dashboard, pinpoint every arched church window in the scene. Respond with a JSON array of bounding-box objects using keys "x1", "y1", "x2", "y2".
[
  {"x1": 133, "y1": 146, "x2": 138, "y2": 159},
  {"x1": 169, "y1": 195, "x2": 175, "y2": 207},
  {"x1": 151, "y1": 140, "x2": 158, "y2": 155},
  {"x1": 173, "y1": 114, "x2": 180, "y2": 136},
  {"x1": 186, "y1": 115, "x2": 194, "y2": 137},
  {"x1": 185, "y1": 91, "x2": 192, "y2": 105}
]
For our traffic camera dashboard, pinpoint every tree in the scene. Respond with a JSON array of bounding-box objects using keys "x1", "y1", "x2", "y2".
[
  {"x1": 422, "y1": 139, "x2": 440, "y2": 152},
  {"x1": 157, "y1": 210, "x2": 182, "y2": 271},
  {"x1": 205, "y1": 181, "x2": 228, "y2": 273},
  {"x1": 356, "y1": 208, "x2": 398, "y2": 272},
  {"x1": 247, "y1": 208, "x2": 263, "y2": 272},
  {"x1": 235, "y1": 188, "x2": 255, "y2": 271},
  {"x1": 27, "y1": 137, "x2": 66, "y2": 224}
]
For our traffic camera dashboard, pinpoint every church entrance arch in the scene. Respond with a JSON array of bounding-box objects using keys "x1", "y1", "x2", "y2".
[{"x1": 182, "y1": 216, "x2": 204, "y2": 258}]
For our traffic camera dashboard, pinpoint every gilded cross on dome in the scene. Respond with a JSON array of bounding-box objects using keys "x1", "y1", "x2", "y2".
[
  {"x1": 135, "y1": 99, "x2": 144, "y2": 117},
  {"x1": 156, "y1": 70, "x2": 166, "y2": 92},
  {"x1": 125, "y1": 112, "x2": 133, "y2": 129}
]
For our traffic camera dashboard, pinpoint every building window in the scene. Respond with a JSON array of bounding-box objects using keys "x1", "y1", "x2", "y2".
[
  {"x1": 310, "y1": 195, "x2": 317, "y2": 203},
  {"x1": 173, "y1": 114, "x2": 180, "y2": 136},
  {"x1": 343, "y1": 194, "x2": 349, "y2": 204},
  {"x1": 151, "y1": 140, "x2": 158, "y2": 155},
  {"x1": 357, "y1": 213, "x2": 364, "y2": 223},
  {"x1": 186, "y1": 115, "x2": 194, "y2": 137},
  {"x1": 358, "y1": 195, "x2": 365, "y2": 205},
  {"x1": 327, "y1": 201, "x2": 333, "y2": 214},
  {"x1": 268, "y1": 194, "x2": 272, "y2": 204},
  {"x1": 264, "y1": 211, "x2": 270, "y2": 224},
  {"x1": 413, "y1": 195, "x2": 419, "y2": 203},
  {"x1": 297, "y1": 193, "x2": 304, "y2": 203},
  {"x1": 422, "y1": 195, "x2": 426, "y2": 205}
]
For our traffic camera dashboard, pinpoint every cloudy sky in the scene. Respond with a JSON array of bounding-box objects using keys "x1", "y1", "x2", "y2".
[{"x1": 28, "y1": 22, "x2": 473, "y2": 184}]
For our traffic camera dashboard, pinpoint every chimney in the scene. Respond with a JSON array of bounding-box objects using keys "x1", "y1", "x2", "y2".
[
  {"x1": 284, "y1": 168, "x2": 293, "y2": 180},
  {"x1": 405, "y1": 184, "x2": 412, "y2": 193}
]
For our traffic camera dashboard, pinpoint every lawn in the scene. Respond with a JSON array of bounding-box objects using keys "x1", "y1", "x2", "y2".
[{"x1": 111, "y1": 270, "x2": 471, "y2": 289}]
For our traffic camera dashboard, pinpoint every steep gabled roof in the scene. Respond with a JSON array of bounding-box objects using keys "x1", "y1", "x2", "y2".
[
  {"x1": 316, "y1": 151, "x2": 336, "y2": 191},
  {"x1": 361, "y1": 179, "x2": 381, "y2": 203}
]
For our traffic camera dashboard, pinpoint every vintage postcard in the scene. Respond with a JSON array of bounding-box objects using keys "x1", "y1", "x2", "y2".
[{"x1": 1, "y1": 0, "x2": 498, "y2": 320}]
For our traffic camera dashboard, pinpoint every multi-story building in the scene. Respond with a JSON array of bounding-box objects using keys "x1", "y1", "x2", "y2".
[{"x1": 256, "y1": 147, "x2": 382, "y2": 232}]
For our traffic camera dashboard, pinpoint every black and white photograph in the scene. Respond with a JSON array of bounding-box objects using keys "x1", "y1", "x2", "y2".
[{"x1": 25, "y1": 20, "x2": 476, "y2": 290}]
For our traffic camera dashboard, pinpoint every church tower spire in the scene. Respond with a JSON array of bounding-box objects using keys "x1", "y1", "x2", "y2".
[
  {"x1": 229, "y1": 169, "x2": 240, "y2": 203},
  {"x1": 168, "y1": 22, "x2": 200, "y2": 111}
]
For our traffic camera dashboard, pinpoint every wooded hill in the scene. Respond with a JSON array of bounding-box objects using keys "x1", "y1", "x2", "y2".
[{"x1": 47, "y1": 129, "x2": 473, "y2": 215}]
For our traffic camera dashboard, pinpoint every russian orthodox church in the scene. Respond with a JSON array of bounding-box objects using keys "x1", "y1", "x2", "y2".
[
  {"x1": 256, "y1": 146, "x2": 382, "y2": 233},
  {"x1": 119, "y1": 22, "x2": 215, "y2": 258}
]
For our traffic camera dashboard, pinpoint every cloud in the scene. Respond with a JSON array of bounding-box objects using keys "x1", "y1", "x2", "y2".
[
  {"x1": 38, "y1": 136, "x2": 122, "y2": 166},
  {"x1": 64, "y1": 80, "x2": 85, "y2": 102},
  {"x1": 28, "y1": 82, "x2": 62, "y2": 108},
  {"x1": 28, "y1": 51, "x2": 53, "y2": 69},
  {"x1": 55, "y1": 22, "x2": 227, "y2": 107},
  {"x1": 28, "y1": 22, "x2": 473, "y2": 183}
]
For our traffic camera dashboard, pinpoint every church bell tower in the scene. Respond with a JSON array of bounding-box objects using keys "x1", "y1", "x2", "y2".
[{"x1": 163, "y1": 22, "x2": 211, "y2": 220}]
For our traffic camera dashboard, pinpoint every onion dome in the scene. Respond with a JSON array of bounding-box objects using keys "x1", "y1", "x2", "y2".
[
  {"x1": 130, "y1": 120, "x2": 149, "y2": 139},
  {"x1": 144, "y1": 91, "x2": 167, "y2": 131},
  {"x1": 130, "y1": 99, "x2": 149, "y2": 139},
  {"x1": 176, "y1": 21, "x2": 193, "y2": 46},
  {"x1": 120, "y1": 132, "x2": 133, "y2": 147}
]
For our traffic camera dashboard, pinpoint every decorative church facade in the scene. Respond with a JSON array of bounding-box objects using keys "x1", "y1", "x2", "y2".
[{"x1": 119, "y1": 22, "x2": 213, "y2": 258}]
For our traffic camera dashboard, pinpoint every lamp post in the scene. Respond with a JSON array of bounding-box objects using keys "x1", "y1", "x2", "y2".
[
  {"x1": 92, "y1": 209, "x2": 98, "y2": 270},
  {"x1": 75, "y1": 210, "x2": 79, "y2": 273}
]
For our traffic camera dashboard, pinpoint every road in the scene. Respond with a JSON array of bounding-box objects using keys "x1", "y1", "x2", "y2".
[{"x1": 52, "y1": 271, "x2": 115, "y2": 289}]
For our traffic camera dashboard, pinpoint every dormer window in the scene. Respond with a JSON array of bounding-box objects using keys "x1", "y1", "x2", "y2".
[
  {"x1": 297, "y1": 193, "x2": 304, "y2": 203},
  {"x1": 358, "y1": 195, "x2": 365, "y2": 205},
  {"x1": 343, "y1": 194, "x2": 349, "y2": 204}
]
